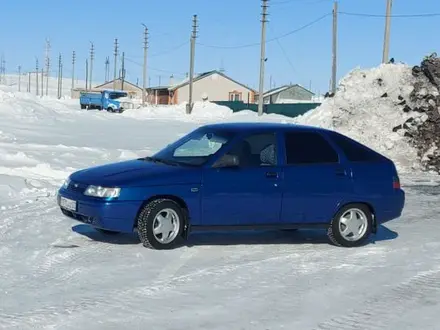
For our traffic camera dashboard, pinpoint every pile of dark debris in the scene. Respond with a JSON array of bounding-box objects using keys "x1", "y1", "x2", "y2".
[{"x1": 390, "y1": 53, "x2": 440, "y2": 173}]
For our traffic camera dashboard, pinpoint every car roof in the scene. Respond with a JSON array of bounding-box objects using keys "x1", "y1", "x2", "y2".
[{"x1": 201, "y1": 122, "x2": 331, "y2": 134}]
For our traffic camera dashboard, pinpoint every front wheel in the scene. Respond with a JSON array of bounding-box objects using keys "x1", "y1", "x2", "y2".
[
  {"x1": 327, "y1": 203, "x2": 372, "y2": 247},
  {"x1": 137, "y1": 199, "x2": 185, "y2": 249}
]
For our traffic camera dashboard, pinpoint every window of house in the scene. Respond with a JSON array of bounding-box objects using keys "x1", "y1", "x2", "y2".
[
  {"x1": 284, "y1": 132, "x2": 339, "y2": 164},
  {"x1": 225, "y1": 133, "x2": 277, "y2": 167},
  {"x1": 229, "y1": 91, "x2": 242, "y2": 101}
]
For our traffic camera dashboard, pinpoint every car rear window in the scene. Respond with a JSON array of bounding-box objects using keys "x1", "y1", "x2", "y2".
[
  {"x1": 327, "y1": 131, "x2": 383, "y2": 162},
  {"x1": 284, "y1": 131, "x2": 339, "y2": 164}
]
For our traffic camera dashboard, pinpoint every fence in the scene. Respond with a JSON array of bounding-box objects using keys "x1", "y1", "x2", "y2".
[{"x1": 212, "y1": 101, "x2": 321, "y2": 118}]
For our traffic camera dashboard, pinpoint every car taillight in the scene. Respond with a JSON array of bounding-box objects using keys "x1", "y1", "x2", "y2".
[{"x1": 393, "y1": 176, "x2": 401, "y2": 189}]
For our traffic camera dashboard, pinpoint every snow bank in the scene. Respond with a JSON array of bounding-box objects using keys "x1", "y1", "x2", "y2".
[
  {"x1": 294, "y1": 63, "x2": 425, "y2": 173},
  {"x1": 121, "y1": 101, "x2": 234, "y2": 122}
]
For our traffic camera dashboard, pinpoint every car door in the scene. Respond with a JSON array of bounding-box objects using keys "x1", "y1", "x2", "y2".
[
  {"x1": 201, "y1": 132, "x2": 283, "y2": 226},
  {"x1": 280, "y1": 130, "x2": 353, "y2": 224}
]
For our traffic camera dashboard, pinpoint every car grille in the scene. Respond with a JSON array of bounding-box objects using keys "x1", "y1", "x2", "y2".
[
  {"x1": 121, "y1": 102, "x2": 134, "y2": 109},
  {"x1": 67, "y1": 180, "x2": 88, "y2": 194},
  {"x1": 61, "y1": 208, "x2": 97, "y2": 225}
]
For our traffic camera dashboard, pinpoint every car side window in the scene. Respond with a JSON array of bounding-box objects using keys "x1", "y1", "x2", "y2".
[
  {"x1": 327, "y1": 131, "x2": 382, "y2": 162},
  {"x1": 226, "y1": 133, "x2": 278, "y2": 167},
  {"x1": 285, "y1": 131, "x2": 339, "y2": 164}
]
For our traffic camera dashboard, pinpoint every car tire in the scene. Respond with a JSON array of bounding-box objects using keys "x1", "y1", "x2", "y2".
[
  {"x1": 327, "y1": 203, "x2": 372, "y2": 247},
  {"x1": 137, "y1": 199, "x2": 185, "y2": 250}
]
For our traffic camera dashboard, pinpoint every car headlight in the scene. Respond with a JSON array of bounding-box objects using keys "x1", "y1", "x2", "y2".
[
  {"x1": 84, "y1": 185, "x2": 121, "y2": 198},
  {"x1": 62, "y1": 177, "x2": 71, "y2": 189}
]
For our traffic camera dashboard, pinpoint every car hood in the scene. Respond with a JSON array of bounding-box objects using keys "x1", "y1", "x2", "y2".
[{"x1": 69, "y1": 159, "x2": 201, "y2": 187}]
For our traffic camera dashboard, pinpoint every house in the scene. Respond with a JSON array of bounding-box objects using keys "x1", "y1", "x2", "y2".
[
  {"x1": 146, "y1": 70, "x2": 256, "y2": 105},
  {"x1": 259, "y1": 84, "x2": 315, "y2": 104},
  {"x1": 145, "y1": 86, "x2": 172, "y2": 105},
  {"x1": 71, "y1": 78, "x2": 143, "y2": 99}
]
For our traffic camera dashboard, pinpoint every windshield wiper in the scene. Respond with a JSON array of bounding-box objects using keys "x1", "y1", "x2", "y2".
[{"x1": 141, "y1": 156, "x2": 179, "y2": 166}]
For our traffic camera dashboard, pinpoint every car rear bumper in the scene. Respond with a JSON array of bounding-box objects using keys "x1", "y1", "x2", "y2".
[
  {"x1": 377, "y1": 189, "x2": 405, "y2": 224},
  {"x1": 57, "y1": 190, "x2": 141, "y2": 233}
]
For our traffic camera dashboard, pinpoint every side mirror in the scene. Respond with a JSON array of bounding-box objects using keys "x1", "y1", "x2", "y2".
[{"x1": 212, "y1": 154, "x2": 239, "y2": 168}]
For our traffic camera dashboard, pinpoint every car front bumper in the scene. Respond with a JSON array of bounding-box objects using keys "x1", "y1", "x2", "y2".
[{"x1": 57, "y1": 189, "x2": 141, "y2": 233}]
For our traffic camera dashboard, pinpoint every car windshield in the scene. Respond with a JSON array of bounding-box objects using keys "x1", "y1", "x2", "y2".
[
  {"x1": 109, "y1": 92, "x2": 127, "y2": 99},
  {"x1": 149, "y1": 128, "x2": 235, "y2": 166}
]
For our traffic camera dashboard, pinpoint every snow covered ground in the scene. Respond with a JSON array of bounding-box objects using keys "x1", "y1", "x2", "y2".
[{"x1": 1, "y1": 64, "x2": 440, "y2": 329}]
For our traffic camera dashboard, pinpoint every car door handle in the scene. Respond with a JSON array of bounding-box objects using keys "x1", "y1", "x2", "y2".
[{"x1": 266, "y1": 171, "x2": 278, "y2": 178}]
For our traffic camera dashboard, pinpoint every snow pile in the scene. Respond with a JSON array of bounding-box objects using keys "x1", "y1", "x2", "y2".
[
  {"x1": 294, "y1": 61, "x2": 437, "y2": 174},
  {"x1": 395, "y1": 53, "x2": 440, "y2": 172},
  {"x1": 121, "y1": 100, "x2": 235, "y2": 121}
]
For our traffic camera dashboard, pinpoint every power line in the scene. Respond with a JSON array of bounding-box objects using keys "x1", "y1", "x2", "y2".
[
  {"x1": 150, "y1": 41, "x2": 189, "y2": 57},
  {"x1": 124, "y1": 57, "x2": 187, "y2": 76},
  {"x1": 197, "y1": 12, "x2": 331, "y2": 49},
  {"x1": 272, "y1": 0, "x2": 331, "y2": 5},
  {"x1": 268, "y1": 25, "x2": 300, "y2": 82},
  {"x1": 339, "y1": 11, "x2": 440, "y2": 18},
  {"x1": 126, "y1": 41, "x2": 189, "y2": 60}
]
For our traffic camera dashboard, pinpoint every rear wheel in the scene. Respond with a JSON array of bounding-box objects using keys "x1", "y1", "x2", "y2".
[
  {"x1": 137, "y1": 199, "x2": 185, "y2": 249},
  {"x1": 327, "y1": 203, "x2": 372, "y2": 247}
]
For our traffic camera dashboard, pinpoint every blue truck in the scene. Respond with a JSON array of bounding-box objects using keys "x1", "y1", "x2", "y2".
[{"x1": 79, "y1": 90, "x2": 134, "y2": 113}]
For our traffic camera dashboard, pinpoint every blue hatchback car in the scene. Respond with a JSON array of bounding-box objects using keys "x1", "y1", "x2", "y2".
[{"x1": 57, "y1": 122, "x2": 405, "y2": 249}]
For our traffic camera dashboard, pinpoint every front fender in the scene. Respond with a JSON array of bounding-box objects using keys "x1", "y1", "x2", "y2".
[{"x1": 123, "y1": 184, "x2": 202, "y2": 225}]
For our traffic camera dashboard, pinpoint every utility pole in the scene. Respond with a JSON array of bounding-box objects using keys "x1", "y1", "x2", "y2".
[
  {"x1": 18, "y1": 65, "x2": 21, "y2": 91},
  {"x1": 113, "y1": 38, "x2": 118, "y2": 90},
  {"x1": 187, "y1": 14, "x2": 198, "y2": 114},
  {"x1": 105, "y1": 57, "x2": 109, "y2": 82},
  {"x1": 121, "y1": 51, "x2": 125, "y2": 90},
  {"x1": 331, "y1": 0, "x2": 338, "y2": 94},
  {"x1": 89, "y1": 42, "x2": 94, "y2": 90},
  {"x1": 60, "y1": 56, "x2": 63, "y2": 98},
  {"x1": 382, "y1": 0, "x2": 393, "y2": 63},
  {"x1": 57, "y1": 54, "x2": 62, "y2": 99},
  {"x1": 142, "y1": 24, "x2": 148, "y2": 106},
  {"x1": 0, "y1": 54, "x2": 5, "y2": 84},
  {"x1": 72, "y1": 51, "x2": 76, "y2": 90},
  {"x1": 45, "y1": 39, "x2": 50, "y2": 96},
  {"x1": 36, "y1": 58, "x2": 39, "y2": 96},
  {"x1": 41, "y1": 67, "x2": 43, "y2": 96},
  {"x1": 85, "y1": 58, "x2": 89, "y2": 91},
  {"x1": 257, "y1": 0, "x2": 269, "y2": 116},
  {"x1": 28, "y1": 72, "x2": 31, "y2": 92}
]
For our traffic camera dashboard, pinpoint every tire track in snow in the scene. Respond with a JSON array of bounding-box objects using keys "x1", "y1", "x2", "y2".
[
  {"x1": 0, "y1": 199, "x2": 53, "y2": 236},
  {"x1": 315, "y1": 268, "x2": 440, "y2": 330},
  {"x1": 29, "y1": 234, "x2": 116, "y2": 286},
  {"x1": 1, "y1": 196, "x2": 114, "y2": 287},
  {"x1": 0, "y1": 248, "x2": 338, "y2": 329}
]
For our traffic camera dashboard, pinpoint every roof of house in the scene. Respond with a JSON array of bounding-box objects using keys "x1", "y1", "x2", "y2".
[
  {"x1": 146, "y1": 85, "x2": 171, "y2": 91},
  {"x1": 94, "y1": 78, "x2": 142, "y2": 91},
  {"x1": 169, "y1": 70, "x2": 256, "y2": 92},
  {"x1": 263, "y1": 84, "x2": 315, "y2": 97}
]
